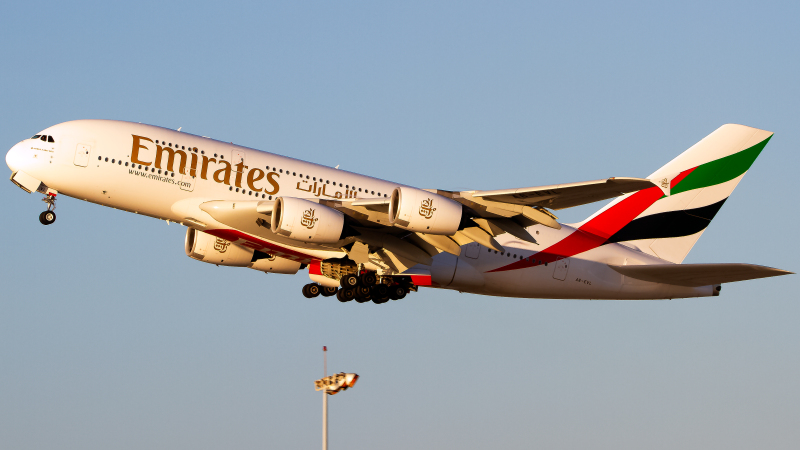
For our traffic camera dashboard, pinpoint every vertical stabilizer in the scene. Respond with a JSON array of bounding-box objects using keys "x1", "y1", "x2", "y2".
[{"x1": 583, "y1": 124, "x2": 772, "y2": 263}]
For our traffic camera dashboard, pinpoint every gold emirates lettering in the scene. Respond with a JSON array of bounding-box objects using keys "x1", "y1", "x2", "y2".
[{"x1": 131, "y1": 135, "x2": 280, "y2": 195}]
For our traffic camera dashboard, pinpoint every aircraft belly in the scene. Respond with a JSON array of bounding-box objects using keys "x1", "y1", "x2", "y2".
[{"x1": 430, "y1": 253, "x2": 457, "y2": 286}]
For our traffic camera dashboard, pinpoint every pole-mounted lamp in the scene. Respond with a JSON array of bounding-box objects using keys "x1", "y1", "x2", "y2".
[{"x1": 314, "y1": 346, "x2": 359, "y2": 450}]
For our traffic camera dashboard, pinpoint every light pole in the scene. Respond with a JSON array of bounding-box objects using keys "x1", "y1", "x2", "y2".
[{"x1": 314, "y1": 347, "x2": 358, "y2": 450}]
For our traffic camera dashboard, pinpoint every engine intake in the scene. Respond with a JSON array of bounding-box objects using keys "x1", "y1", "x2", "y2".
[
  {"x1": 270, "y1": 197, "x2": 345, "y2": 243},
  {"x1": 388, "y1": 187, "x2": 463, "y2": 235}
]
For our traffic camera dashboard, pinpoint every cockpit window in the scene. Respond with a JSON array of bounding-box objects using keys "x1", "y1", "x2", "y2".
[
  {"x1": 47, "y1": 136, "x2": 54, "y2": 143},
  {"x1": 40, "y1": 136, "x2": 47, "y2": 142},
  {"x1": 31, "y1": 135, "x2": 41, "y2": 139}
]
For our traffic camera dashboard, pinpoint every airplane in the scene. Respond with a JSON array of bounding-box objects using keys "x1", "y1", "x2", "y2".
[{"x1": 5, "y1": 121, "x2": 791, "y2": 302}]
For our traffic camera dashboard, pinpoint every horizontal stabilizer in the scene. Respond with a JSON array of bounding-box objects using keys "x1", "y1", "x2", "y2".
[{"x1": 609, "y1": 263, "x2": 793, "y2": 287}]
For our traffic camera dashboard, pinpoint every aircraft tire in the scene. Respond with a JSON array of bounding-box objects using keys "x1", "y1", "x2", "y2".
[
  {"x1": 321, "y1": 286, "x2": 338, "y2": 297},
  {"x1": 355, "y1": 286, "x2": 371, "y2": 303},
  {"x1": 39, "y1": 211, "x2": 56, "y2": 225},
  {"x1": 389, "y1": 285, "x2": 406, "y2": 300},
  {"x1": 337, "y1": 288, "x2": 355, "y2": 302},
  {"x1": 359, "y1": 272, "x2": 377, "y2": 286},
  {"x1": 356, "y1": 285, "x2": 371, "y2": 298},
  {"x1": 372, "y1": 284, "x2": 389, "y2": 303},
  {"x1": 340, "y1": 274, "x2": 359, "y2": 288},
  {"x1": 303, "y1": 283, "x2": 320, "y2": 298}
]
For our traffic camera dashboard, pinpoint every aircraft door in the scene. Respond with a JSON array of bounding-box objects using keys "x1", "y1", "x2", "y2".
[
  {"x1": 74, "y1": 143, "x2": 91, "y2": 167},
  {"x1": 553, "y1": 257, "x2": 570, "y2": 281}
]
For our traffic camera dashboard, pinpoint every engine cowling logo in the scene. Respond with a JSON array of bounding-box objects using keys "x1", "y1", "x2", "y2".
[
  {"x1": 419, "y1": 198, "x2": 436, "y2": 219},
  {"x1": 214, "y1": 238, "x2": 231, "y2": 253},
  {"x1": 301, "y1": 208, "x2": 319, "y2": 229}
]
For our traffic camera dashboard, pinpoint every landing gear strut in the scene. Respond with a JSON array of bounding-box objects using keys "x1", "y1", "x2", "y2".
[{"x1": 39, "y1": 192, "x2": 57, "y2": 225}]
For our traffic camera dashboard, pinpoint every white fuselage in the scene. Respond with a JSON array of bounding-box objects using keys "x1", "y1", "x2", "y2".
[{"x1": 6, "y1": 120, "x2": 715, "y2": 299}]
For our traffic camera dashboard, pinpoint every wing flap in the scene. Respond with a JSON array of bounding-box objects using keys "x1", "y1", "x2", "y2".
[
  {"x1": 470, "y1": 177, "x2": 655, "y2": 210},
  {"x1": 609, "y1": 263, "x2": 793, "y2": 287}
]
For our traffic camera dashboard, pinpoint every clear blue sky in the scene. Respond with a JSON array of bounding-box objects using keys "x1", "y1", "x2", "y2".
[{"x1": 1, "y1": 1, "x2": 798, "y2": 449}]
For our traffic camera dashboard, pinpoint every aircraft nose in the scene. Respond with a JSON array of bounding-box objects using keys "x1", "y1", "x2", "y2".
[{"x1": 6, "y1": 142, "x2": 25, "y2": 173}]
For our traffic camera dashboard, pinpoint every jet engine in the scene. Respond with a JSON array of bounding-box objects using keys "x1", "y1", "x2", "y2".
[
  {"x1": 388, "y1": 186, "x2": 463, "y2": 235},
  {"x1": 185, "y1": 228, "x2": 254, "y2": 267},
  {"x1": 270, "y1": 197, "x2": 345, "y2": 243}
]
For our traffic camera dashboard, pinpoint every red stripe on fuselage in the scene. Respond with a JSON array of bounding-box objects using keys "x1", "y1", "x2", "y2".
[{"x1": 487, "y1": 167, "x2": 697, "y2": 273}]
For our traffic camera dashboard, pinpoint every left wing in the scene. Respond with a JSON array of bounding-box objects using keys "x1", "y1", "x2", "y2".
[
  {"x1": 193, "y1": 176, "x2": 658, "y2": 275},
  {"x1": 466, "y1": 177, "x2": 656, "y2": 210}
]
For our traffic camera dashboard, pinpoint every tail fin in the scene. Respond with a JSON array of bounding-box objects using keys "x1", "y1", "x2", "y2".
[{"x1": 583, "y1": 124, "x2": 773, "y2": 263}]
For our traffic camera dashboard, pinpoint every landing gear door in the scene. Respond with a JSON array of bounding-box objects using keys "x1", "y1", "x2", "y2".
[
  {"x1": 74, "y1": 143, "x2": 91, "y2": 167},
  {"x1": 553, "y1": 257, "x2": 570, "y2": 281}
]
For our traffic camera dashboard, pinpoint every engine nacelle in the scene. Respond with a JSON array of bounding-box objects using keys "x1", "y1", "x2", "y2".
[
  {"x1": 270, "y1": 197, "x2": 345, "y2": 243},
  {"x1": 185, "y1": 228, "x2": 254, "y2": 267},
  {"x1": 249, "y1": 255, "x2": 304, "y2": 274},
  {"x1": 388, "y1": 186, "x2": 463, "y2": 235}
]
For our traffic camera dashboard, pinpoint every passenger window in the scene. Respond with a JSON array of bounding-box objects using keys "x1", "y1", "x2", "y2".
[{"x1": 47, "y1": 136, "x2": 54, "y2": 143}]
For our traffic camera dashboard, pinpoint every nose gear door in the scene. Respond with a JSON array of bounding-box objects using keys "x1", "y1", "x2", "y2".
[{"x1": 74, "y1": 143, "x2": 91, "y2": 167}]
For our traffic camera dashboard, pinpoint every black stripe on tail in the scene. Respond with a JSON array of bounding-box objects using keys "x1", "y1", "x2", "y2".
[{"x1": 605, "y1": 198, "x2": 727, "y2": 244}]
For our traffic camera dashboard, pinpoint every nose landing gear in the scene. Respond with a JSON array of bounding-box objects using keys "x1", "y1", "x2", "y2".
[{"x1": 39, "y1": 192, "x2": 57, "y2": 225}]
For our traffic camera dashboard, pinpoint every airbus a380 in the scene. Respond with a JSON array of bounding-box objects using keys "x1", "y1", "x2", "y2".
[{"x1": 6, "y1": 120, "x2": 791, "y2": 302}]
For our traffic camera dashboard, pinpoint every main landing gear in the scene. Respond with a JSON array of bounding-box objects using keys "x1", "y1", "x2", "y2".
[
  {"x1": 300, "y1": 271, "x2": 411, "y2": 304},
  {"x1": 39, "y1": 192, "x2": 57, "y2": 225}
]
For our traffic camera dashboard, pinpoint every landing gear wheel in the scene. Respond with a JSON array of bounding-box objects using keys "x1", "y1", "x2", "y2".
[
  {"x1": 337, "y1": 288, "x2": 355, "y2": 302},
  {"x1": 359, "y1": 272, "x2": 377, "y2": 286},
  {"x1": 340, "y1": 274, "x2": 359, "y2": 289},
  {"x1": 389, "y1": 285, "x2": 407, "y2": 300},
  {"x1": 321, "y1": 286, "x2": 338, "y2": 297},
  {"x1": 39, "y1": 211, "x2": 56, "y2": 225},
  {"x1": 302, "y1": 283, "x2": 321, "y2": 298},
  {"x1": 372, "y1": 284, "x2": 390, "y2": 304},
  {"x1": 356, "y1": 285, "x2": 371, "y2": 298}
]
